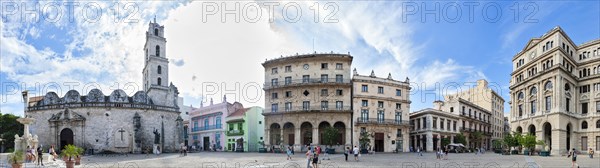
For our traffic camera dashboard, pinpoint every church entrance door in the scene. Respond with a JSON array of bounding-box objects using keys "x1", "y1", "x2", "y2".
[{"x1": 60, "y1": 128, "x2": 74, "y2": 151}]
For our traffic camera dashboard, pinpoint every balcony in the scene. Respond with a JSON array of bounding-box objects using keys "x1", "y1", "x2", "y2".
[
  {"x1": 396, "y1": 133, "x2": 403, "y2": 137},
  {"x1": 263, "y1": 78, "x2": 351, "y2": 90},
  {"x1": 191, "y1": 125, "x2": 222, "y2": 132},
  {"x1": 226, "y1": 129, "x2": 244, "y2": 136},
  {"x1": 264, "y1": 105, "x2": 351, "y2": 114},
  {"x1": 355, "y1": 117, "x2": 410, "y2": 126}
]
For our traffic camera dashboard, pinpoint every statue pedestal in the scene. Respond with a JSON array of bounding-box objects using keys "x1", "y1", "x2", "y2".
[{"x1": 153, "y1": 144, "x2": 160, "y2": 155}]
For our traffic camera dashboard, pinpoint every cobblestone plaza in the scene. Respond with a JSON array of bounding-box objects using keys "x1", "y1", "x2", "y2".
[{"x1": 3, "y1": 152, "x2": 598, "y2": 168}]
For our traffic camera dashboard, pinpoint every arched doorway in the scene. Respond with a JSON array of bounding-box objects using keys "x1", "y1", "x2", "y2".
[
  {"x1": 543, "y1": 122, "x2": 551, "y2": 151},
  {"x1": 283, "y1": 123, "x2": 295, "y2": 146},
  {"x1": 318, "y1": 121, "x2": 331, "y2": 144},
  {"x1": 270, "y1": 123, "x2": 281, "y2": 146},
  {"x1": 60, "y1": 128, "x2": 74, "y2": 151},
  {"x1": 301, "y1": 122, "x2": 313, "y2": 146},
  {"x1": 528, "y1": 125, "x2": 536, "y2": 136},
  {"x1": 333, "y1": 122, "x2": 346, "y2": 145},
  {"x1": 516, "y1": 126, "x2": 523, "y2": 134},
  {"x1": 566, "y1": 123, "x2": 571, "y2": 150}
]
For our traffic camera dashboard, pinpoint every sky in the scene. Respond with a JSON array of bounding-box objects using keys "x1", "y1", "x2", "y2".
[{"x1": 1, "y1": 0, "x2": 599, "y2": 117}]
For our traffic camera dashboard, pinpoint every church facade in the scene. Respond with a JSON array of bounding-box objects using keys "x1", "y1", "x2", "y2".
[{"x1": 26, "y1": 20, "x2": 183, "y2": 153}]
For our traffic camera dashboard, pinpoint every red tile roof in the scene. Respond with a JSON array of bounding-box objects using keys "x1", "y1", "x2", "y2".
[{"x1": 228, "y1": 108, "x2": 249, "y2": 117}]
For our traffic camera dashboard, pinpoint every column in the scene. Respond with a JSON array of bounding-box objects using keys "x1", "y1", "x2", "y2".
[
  {"x1": 426, "y1": 132, "x2": 433, "y2": 152},
  {"x1": 265, "y1": 129, "x2": 270, "y2": 146},
  {"x1": 280, "y1": 128, "x2": 284, "y2": 146},
  {"x1": 295, "y1": 127, "x2": 301, "y2": 151},
  {"x1": 436, "y1": 134, "x2": 441, "y2": 149},
  {"x1": 346, "y1": 127, "x2": 352, "y2": 146},
  {"x1": 312, "y1": 128, "x2": 319, "y2": 145},
  {"x1": 450, "y1": 135, "x2": 454, "y2": 144}
]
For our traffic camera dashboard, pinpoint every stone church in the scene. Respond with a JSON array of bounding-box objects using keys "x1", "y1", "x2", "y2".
[{"x1": 27, "y1": 20, "x2": 183, "y2": 153}]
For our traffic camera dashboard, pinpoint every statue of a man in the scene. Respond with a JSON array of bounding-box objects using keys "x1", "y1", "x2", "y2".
[{"x1": 153, "y1": 129, "x2": 160, "y2": 144}]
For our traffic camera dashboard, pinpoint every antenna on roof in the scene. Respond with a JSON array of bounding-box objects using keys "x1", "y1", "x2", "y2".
[{"x1": 312, "y1": 38, "x2": 315, "y2": 52}]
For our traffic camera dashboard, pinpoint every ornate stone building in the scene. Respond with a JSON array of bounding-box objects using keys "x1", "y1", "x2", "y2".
[
  {"x1": 27, "y1": 20, "x2": 183, "y2": 153},
  {"x1": 450, "y1": 80, "x2": 505, "y2": 144},
  {"x1": 352, "y1": 69, "x2": 411, "y2": 152},
  {"x1": 262, "y1": 53, "x2": 353, "y2": 152},
  {"x1": 509, "y1": 26, "x2": 600, "y2": 155}
]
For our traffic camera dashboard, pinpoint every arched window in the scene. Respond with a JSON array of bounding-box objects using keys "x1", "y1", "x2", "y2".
[
  {"x1": 154, "y1": 28, "x2": 159, "y2": 36},
  {"x1": 544, "y1": 81, "x2": 552, "y2": 90},
  {"x1": 157, "y1": 65, "x2": 162, "y2": 74},
  {"x1": 530, "y1": 87, "x2": 537, "y2": 95},
  {"x1": 157, "y1": 77, "x2": 162, "y2": 86},
  {"x1": 518, "y1": 92, "x2": 524, "y2": 100},
  {"x1": 155, "y1": 45, "x2": 160, "y2": 57},
  {"x1": 582, "y1": 121, "x2": 588, "y2": 129},
  {"x1": 596, "y1": 120, "x2": 600, "y2": 128}
]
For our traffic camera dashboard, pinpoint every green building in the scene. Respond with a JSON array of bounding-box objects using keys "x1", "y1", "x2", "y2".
[{"x1": 225, "y1": 106, "x2": 265, "y2": 152}]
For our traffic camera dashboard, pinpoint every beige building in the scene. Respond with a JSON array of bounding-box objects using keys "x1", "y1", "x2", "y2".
[
  {"x1": 262, "y1": 53, "x2": 353, "y2": 151},
  {"x1": 452, "y1": 80, "x2": 505, "y2": 144},
  {"x1": 410, "y1": 95, "x2": 493, "y2": 152},
  {"x1": 351, "y1": 70, "x2": 411, "y2": 152},
  {"x1": 509, "y1": 26, "x2": 600, "y2": 155}
]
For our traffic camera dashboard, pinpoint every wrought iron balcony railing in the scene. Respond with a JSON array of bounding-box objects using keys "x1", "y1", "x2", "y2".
[
  {"x1": 264, "y1": 78, "x2": 351, "y2": 89},
  {"x1": 192, "y1": 125, "x2": 223, "y2": 132},
  {"x1": 355, "y1": 117, "x2": 410, "y2": 126}
]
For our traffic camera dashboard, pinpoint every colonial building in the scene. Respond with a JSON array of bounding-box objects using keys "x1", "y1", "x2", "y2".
[
  {"x1": 410, "y1": 87, "x2": 494, "y2": 152},
  {"x1": 224, "y1": 106, "x2": 265, "y2": 152},
  {"x1": 188, "y1": 97, "x2": 243, "y2": 151},
  {"x1": 352, "y1": 69, "x2": 411, "y2": 152},
  {"x1": 27, "y1": 20, "x2": 183, "y2": 153},
  {"x1": 451, "y1": 79, "x2": 505, "y2": 144},
  {"x1": 262, "y1": 53, "x2": 353, "y2": 152},
  {"x1": 509, "y1": 26, "x2": 600, "y2": 155}
]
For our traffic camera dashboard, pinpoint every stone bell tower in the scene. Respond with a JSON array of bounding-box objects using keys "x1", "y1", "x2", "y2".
[{"x1": 143, "y1": 17, "x2": 170, "y2": 106}]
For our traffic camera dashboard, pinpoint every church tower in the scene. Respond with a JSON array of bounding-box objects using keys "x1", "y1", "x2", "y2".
[{"x1": 143, "y1": 18, "x2": 172, "y2": 106}]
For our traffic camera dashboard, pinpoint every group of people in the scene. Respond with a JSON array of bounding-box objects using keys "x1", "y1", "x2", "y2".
[
  {"x1": 179, "y1": 143, "x2": 188, "y2": 156},
  {"x1": 435, "y1": 147, "x2": 449, "y2": 160},
  {"x1": 25, "y1": 145, "x2": 59, "y2": 166}
]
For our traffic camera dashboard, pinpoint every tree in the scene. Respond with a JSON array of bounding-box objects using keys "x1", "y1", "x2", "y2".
[
  {"x1": 441, "y1": 138, "x2": 451, "y2": 148},
  {"x1": 0, "y1": 113, "x2": 24, "y2": 153},
  {"x1": 472, "y1": 132, "x2": 483, "y2": 148},
  {"x1": 359, "y1": 131, "x2": 371, "y2": 150},
  {"x1": 321, "y1": 126, "x2": 340, "y2": 148},
  {"x1": 492, "y1": 140, "x2": 502, "y2": 150},
  {"x1": 519, "y1": 134, "x2": 537, "y2": 155},
  {"x1": 454, "y1": 133, "x2": 467, "y2": 145},
  {"x1": 536, "y1": 140, "x2": 548, "y2": 151}
]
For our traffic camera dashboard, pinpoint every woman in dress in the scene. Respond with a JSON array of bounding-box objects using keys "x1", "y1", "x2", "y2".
[
  {"x1": 286, "y1": 146, "x2": 292, "y2": 160},
  {"x1": 49, "y1": 145, "x2": 58, "y2": 161}
]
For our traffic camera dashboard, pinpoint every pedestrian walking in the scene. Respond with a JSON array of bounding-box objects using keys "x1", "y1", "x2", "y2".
[
  {"x1": 567, "y1": 148, "x2": 578, "y2": 168},
  {"x1": 306, "y1": 147, "x2": 313, "y2": 168},
  {"x1": 443, "y1": 146, "x2": 448, "y2": 160},
  {"x1": 312, "y1": 149, "x2": 319, "y2": 168},
  {"x1": 344, "y1": 147, "x2": 349, "y2": 161},
  {"x1": 588, "y1": 148, "x2": 593, "y2": 158},
  {"x1": 418, "y1": 147, "x2": 423, "y2": 156},
  {"x1": 36, "y1": 145, "x2": 44, "y2": 166},
  {"x1": 287, "y1": 146, "x2": 292, "y2": 160},
  {"x1": 315, "y1": 146, "x2": 321, "y2": 164},
  {"x1": 353, "y1": 146, "x2": 359, "y2": 162}
]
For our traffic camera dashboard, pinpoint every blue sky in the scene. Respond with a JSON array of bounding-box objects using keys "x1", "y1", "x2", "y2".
[{"x1": 1, "y1": 0, "x2": 599, "y2": 116}]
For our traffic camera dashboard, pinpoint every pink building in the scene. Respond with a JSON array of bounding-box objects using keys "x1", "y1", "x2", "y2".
[{"x1": 189, "y1": 96, "x2": 244, "y2": 151}]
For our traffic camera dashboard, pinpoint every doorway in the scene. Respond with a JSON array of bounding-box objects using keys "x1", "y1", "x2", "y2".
[
  {"x1": 374, "y1": 133, "x2": 384, "y2": 152},
  {"x1": 60, "y1": 128, "x2": 74, "y2": 151},
  {"x1": 203, "y1": 137, "x2": 210, "y2": 151}
]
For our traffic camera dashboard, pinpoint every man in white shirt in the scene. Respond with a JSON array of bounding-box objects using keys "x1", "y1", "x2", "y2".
[{"x1": 353, "y1": 146, "x2": 359, "y2": 162}]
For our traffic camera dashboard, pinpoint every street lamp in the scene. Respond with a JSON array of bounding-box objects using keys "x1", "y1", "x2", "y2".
[{"x1": 22, "y1": 90, "x2": 28, "y2": 117}]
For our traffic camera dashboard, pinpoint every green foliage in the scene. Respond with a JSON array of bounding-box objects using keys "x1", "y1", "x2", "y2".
[
  {"x1": 321, "y1": 126, "x2": 340, "y2": 147},
  {"x1": 441, "y1": 138, "x2": 451, "y2": 147},
  {"x1": 8, "y1": 150, "x2": 24, "y2": 164},
  {"x1": 536, "y1": 140, "x2": 548, "y2": 151},
  {"x1": 0, "y1": 113, "x2": 24, "y2": 152},
  {"x1": 258, "y1": 141, "x2": 265, "y2": 148},
  {"x1": 359, "y1": 132, "x2": 371, "y2": 149},
  {"x1": 492, "y1": 140, "x2": 502, "y2": 149},
  {"x1": 454, "y1": 133, "x2": 467, "y2": 145},
  {"x1": 61, "y1": 144, "x2": 82, "y2": 161},
  {"x1": 472, "y1": 132, "x2": 483, "y2": 146},
  {"x1": 502, "y1": 133, "x2": 519, "y2": 149},
  {"x1": 519, "y1": 134, "x2": 537, "y2": 152}
]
